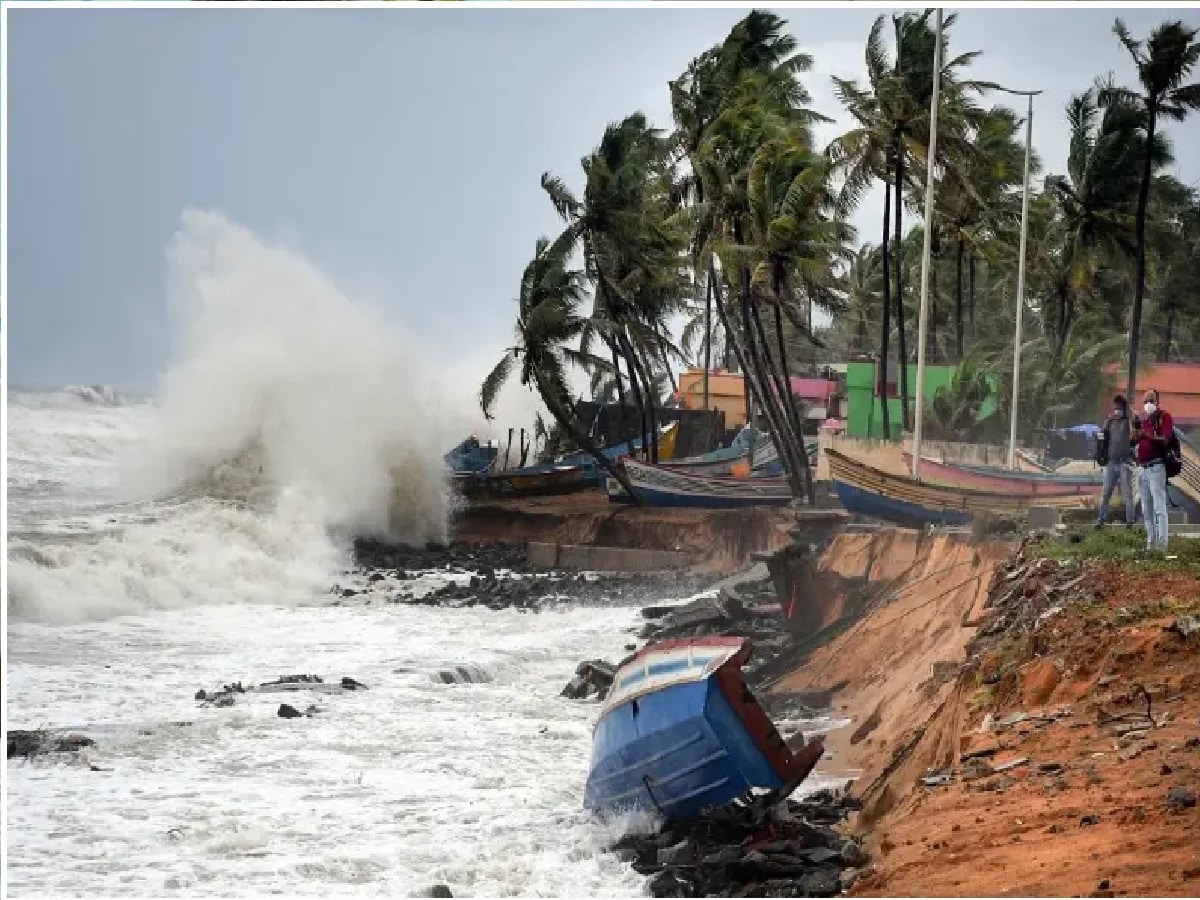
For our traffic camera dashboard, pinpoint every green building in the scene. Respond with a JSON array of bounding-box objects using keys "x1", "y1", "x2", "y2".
[{"x1": 844, "y1": 360, "x2": 998, "y2": 439}]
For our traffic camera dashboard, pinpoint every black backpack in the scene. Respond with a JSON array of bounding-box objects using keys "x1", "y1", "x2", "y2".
[
  {"x1": 1163, "y1": 430, "x2": 1183, "y2": 480},
  {"x1": 1094, "y1": 424, "x2": 1110, "y2": 466}
]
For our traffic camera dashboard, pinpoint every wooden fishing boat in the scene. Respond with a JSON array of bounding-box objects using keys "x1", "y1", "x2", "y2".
[
  {"x1": 1175, "y1": 434, "x2": 1200, "y2": 519},
  {"x1": 486, "y1": 463, "x2": 590, "y2": 496},
  {"x1": 902, "y1": 453, "x2": 1102, "y2": 498},
  {"x1": 828, "y1": 449, "x2": 1092, "y2": 527},
  {"x1": 606, "y1": 458, "x2": 793, "y2": 508},
  {"x1": 584, "y1": 637, "x2": 823, "y2": 822}
]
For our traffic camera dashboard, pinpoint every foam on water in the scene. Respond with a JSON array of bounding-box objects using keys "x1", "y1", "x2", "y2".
[
  {"x1": 7, "y1": 210, "x2": 457, "y2": 625},
  {"x1": 6, "y1": 602, "x2": 650, "y2": 896}
]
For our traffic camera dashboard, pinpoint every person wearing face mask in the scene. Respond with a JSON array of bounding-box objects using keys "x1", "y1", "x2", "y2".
[
  {"x1": 1095, "y1": 395, "x2": 1135, "y2": 528},
  {"x1": 1131, "y1": 388, "x2": 1174, "y2": 551}
]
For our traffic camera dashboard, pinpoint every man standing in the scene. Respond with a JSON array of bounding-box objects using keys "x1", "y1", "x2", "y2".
[
  {"x1": 1132, "y1": 388, "x2": 1174, "y2": 552},
  {"x1": 1096, "y1": 395, "x2": 1134, "y2": 528}
]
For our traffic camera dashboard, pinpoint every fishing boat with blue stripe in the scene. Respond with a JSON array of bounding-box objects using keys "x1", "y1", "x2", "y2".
[
  {"x1": 828, "y1": 449, "x2": 1092, "y2": 527},
  {"x1": 583, "y1": 637, "x2": 824, "y2": 822}
]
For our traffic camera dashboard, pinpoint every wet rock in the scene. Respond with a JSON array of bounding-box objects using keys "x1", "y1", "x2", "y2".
[
  {"x1": 277, "y1": 704, "x2": 303, "y2": 719},
  {"x1": 340, "y1": 677, "x2": 367, "y2": 690},
  {"x1": 7, "y1": 729, "x2": 95, "y2": 759},
  {"x1": 1166, "y1": 786, "x2": 1197, "y2": 810},
  {"x1": 425, "y1": 886, "x2": 453, "y2": 899},
  {"x1": 436, "y1": 664, "x2": 492, "y2": 685}
]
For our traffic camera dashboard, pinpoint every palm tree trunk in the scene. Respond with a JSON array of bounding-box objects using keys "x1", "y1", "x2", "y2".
[
  {"x1": 968, "y1": 253, "x2": 977, "y2": 341},
  {"x1": 703, "y1": 274, "x2": 712, "y2": 408},
  {"x1": 743, "y1": 292, "x2": 804, "y2": 498},
  {"x1": 534, "y1": 372, "x2": 640, "y2": 502},
  {"x1": 773, "y1": 303, "x2": 815, "y2": 504},
  {"x1": 1126, "y1": 110, "x2": 1155, "y2": 402},
  {"x1": 955, "y1": 238, "x2": 965, "y2": 361},
  {"x1": 1163, "y1": 303, "x2": 1176, "y2": 363},
  {"x1": 878, "y1": 180, "x2": 894, "y2": 440},
  {"x1": 711, "y1": 259, "x2": 802, "y2": 497},
  {"x1": 606, "y1": 340, "x2": 630, "y2": 446},
  {"x1": 628, "y1": 342, "x2": 660, "y2": 463},
  {"x1": 624, "y1": 347, "x2": 650, "y2": 462},
  {"x1": 749, "y1": 297, "x2": 806, "y2": 488},
  {"x1": 893, "y1": 143, "x2": 911, "y2": 432}
]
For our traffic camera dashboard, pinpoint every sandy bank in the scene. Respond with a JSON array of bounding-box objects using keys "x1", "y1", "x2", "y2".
[{"x1": 768, "y1": 528, "x2": 1199, "y2": 896}]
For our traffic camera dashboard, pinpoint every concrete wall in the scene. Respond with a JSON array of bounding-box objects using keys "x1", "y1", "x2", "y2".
[{"x1": 527, "y1": 542, "x2": 692, "y2": 572}]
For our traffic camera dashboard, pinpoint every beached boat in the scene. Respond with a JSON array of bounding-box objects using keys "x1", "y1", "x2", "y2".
[
  {"x1": 584, "y1": 637, "x2": 823, "y2": 821},
  {"x1": 485, "y1": 463, "x2": 590, "y2": 496},
  {"x1": 828, "y1": 449, "x2": 1092, "y2": 527},
  {"x1": 902, "y1": 452, "x2": 1103, "y2": 498},
  {"x1": 606, "y1": 458, "x2": 793, "y2": 508}
]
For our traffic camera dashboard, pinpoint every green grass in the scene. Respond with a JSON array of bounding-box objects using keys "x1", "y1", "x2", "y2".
[{"x1": 1031, "y1": 527, "x2": 1200, "y2": 574}]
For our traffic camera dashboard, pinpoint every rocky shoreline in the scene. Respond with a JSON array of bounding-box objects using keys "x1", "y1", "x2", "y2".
[{"x1": 10, "y1": 537, "x2": 857, "y2": 898}]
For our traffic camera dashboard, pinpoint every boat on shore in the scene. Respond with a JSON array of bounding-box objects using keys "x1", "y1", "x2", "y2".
[
  {"x1": 584, "y1": 637, "x2": 823, "y2": 822},
  {"x1": 606, "y1": 458, "x2": 793, "y2": 508},
  {"x1": 828, "y1": 449, "x2": 1092, "y2": 527},
  {"x1": 902, "y1": 452, "x2": 1102, "y2": 498}
]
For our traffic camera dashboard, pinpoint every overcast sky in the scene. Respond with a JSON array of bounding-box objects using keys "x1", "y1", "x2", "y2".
[{"x1": 8, "y1": 5, "x2": 1200, "y2": 393}]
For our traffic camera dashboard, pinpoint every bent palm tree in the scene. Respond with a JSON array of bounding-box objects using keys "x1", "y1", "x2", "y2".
[{"x1": 480, "y1": 237, "x2": 639, "y2": 499}]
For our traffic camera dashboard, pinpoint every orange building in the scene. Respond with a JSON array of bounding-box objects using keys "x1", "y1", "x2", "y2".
[
  {"x1": 676, "y1": 369, "x2": 749, "y2": 428},
  {"x1": 1103, "y1": 362, "x2": 1200, "y2": 427},
  {"x1": 675, "y1": 368, "x2": 840, "y2": 430}
]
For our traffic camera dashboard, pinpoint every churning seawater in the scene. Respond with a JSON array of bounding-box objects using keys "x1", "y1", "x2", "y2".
[{"x1": 4, "y1": 212, "x2": 663, "y2": 896}]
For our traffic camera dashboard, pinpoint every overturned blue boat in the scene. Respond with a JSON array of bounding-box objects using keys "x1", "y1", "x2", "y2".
[{"x1": 583, "y1": 637, "x2": 823, "y2": 822}]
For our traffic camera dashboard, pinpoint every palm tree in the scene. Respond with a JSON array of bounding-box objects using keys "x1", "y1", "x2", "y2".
[
  {"x1": 1042, "y1": 89, "x2": 1166, "y2": 358},
  {"x1": 542, "y1": 113, "x2": 689, "y2": 463},
  {"x1": 833, "y1": 10, "x2": 990, "y2": 434},
  {"x1": 937, "y1": 106, "x2": 1028, "y2": 360},
  {"x1": 670, "y1": 10, "x2": 829, "y2": 500},
  {"x1": 479, "y1": 237, "x2": 638, "y2": 498},
  {"x1": 1098, "y1": 18, "x2": 1200, "y2": 400}
]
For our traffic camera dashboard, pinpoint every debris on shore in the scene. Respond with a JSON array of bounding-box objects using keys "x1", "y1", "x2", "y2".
[
  {"x1": 609, "y1": 787, "x2": 867, "y2": 898},
  {"x1": 195, "y1": 674, "x2": 368, "y2": 708},
  {"x1": 560, "y1": 659, "x2": 616, "y2": 700}
]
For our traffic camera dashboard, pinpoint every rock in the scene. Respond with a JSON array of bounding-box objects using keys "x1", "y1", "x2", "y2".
[
  {"x1": 802, "y1": 846, "x2": 842, "y2": 865},
  {"x1": 7, "y1": 730, "x2": 95, "y2": 759},
  {"x1": 700, "y1": 846, "x2": 743, "y2": 867},
  {"x1": 560, "y1": 675, "x2": 588, "y2": 700},
  {"x1": 1166, "y1": 786, "x2": 1197, "y2": 810},
  {"x1": 1080, "y1": 814, "x2": 1099, "y2": 827},
  {"x1": 340, "y1": 676, "x2": 367, "y2": 690},
  {"x1": 656, "y1": 839, "x2": 695, "y2": 866},
  {"x1": 841, "y1": 839, "x2": 869, "y2": 868},
  {"x1": 436, "y1": 665, "x2": 492, "y2": 685},
  {"x1": 1169, "y1": 615, "x2": 1200, "y2": 639},
  {"x1": 368, "y1": 572, "x2": 386, "y2": 582},
  {"x1": 426, "y1": 886, "x2": 453, "y2": 899},
  {"x1": 648, "y1": 868, "x2": 691, "y2": 897},
  {"x1": 277, "y1": 703, "x2": 303, "y2": 719}
]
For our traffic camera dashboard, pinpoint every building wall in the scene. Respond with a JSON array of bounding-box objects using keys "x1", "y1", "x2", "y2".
[
  {"x1": 845, "y1": 361, "x2": 998, "y2": 439},
  {"x1": 1103, "y1": 362, "x2": 1200, "y2": 426},
  {"x1": 676, "y1": 369, "x2": 839, "y2": 430}
]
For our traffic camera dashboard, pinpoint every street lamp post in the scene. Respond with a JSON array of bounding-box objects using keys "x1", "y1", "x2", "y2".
[
  {"x1": 995, "y1": 86, "x2": 1043, "y2": 470},
  {"x1": 910, "y1": 8, "x2": 944, "y2": 481}
]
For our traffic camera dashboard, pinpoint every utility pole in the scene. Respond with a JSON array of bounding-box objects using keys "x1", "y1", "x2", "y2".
[
  {"x1": 995, "y1": 86, "x2": 1042, "y2": 469},
  {"x1": 910, "y1": 7, "x2": 943, "y2": 481}
]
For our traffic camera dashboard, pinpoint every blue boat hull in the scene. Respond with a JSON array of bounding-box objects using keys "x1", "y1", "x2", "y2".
[
  {"x1": 833, "y1": 479, "x2": 972, "y2": 527},
  {"x1": 585, "y1": 677, "x2": 784, "y2": 820},
  {"x1": 607, "y1": 487, "x2": 791, "y2": 509}
]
